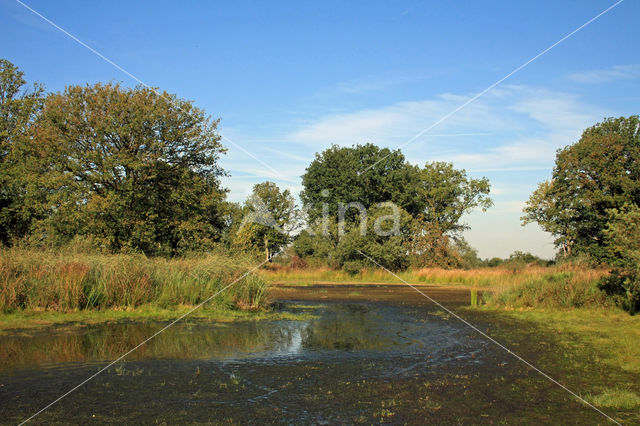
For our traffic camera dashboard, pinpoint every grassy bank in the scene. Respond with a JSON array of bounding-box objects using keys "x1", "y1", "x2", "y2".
[
  {"x1": 0, "y1": 249, "x2": 269, "y2": 315},
  {"x1": 262, "y1": 264, "x2": 609, "y2": 308},
  {"x1": 470, "y1": 306, "x2": 640, "y2": 418}
]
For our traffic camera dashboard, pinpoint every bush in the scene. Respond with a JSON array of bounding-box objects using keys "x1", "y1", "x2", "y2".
[
  {"x1": 342, "y1": 261, "x2": 362, "y2": 276},
  {"x1": 598, "y1": 270, "x2": 640, "y2": 315},
  {"x1": 289, "y1": 255, "x2": 308, "y2": 269}
]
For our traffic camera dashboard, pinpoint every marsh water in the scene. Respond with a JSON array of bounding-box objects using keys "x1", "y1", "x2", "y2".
[{"x1": 0, "y1": 285, "x2": 610, "y2": 424}]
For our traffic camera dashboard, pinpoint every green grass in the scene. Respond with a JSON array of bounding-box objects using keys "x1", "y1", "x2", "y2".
[
  {"x1": 0, "y1": 304, "x2": 315, "y2": 333},
  {"x1": 589, "y1": 387, "x2": 640, "y2": 409},
  {"x1": 0, "y1": 248, "x2": 269, "y2": 314},
  {"x1": 487, "y1": 307, "x2": 640, "y2": 374},
  {"x1": 486, "y1": 270, "x2": 611, "y2": 309},
  {"x1": 468, "y1": 305, "x2": 640, "y2": 420}
]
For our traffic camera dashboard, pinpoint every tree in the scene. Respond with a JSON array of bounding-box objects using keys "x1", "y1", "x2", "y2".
[
  {"x1": 0, "y1": 59, "x2": 44, "y2": 244},
  {"x1": 600, "y1": 204, "x2": 640, "y2": 314},
  {"x1": 523, "y1": 116, "x2": 640, "y2": 260},
  {"x1": 301, "y1": 144, "x2": 423, "y2": 222},
  {"x1": 522, "y1": 180, "x2": 576, "y2": 256},
  {"x1": 32, "y1": 83, "x2": 227, "y2": 255},
  {"x1": 411, "y1": 162, "x2": 492, "y2": 266},
  {"x1": 334, "y1": 203, "x2": 416, "y2": 271},
  {"x1": 234, "y1": 181, "x2": 300, "y2": 261}
]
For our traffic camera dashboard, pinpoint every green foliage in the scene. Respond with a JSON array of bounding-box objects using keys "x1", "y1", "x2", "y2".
[
  {"x1": 522, "y1": 180, "x2": 577, "y2": 256},
  {"x1": 292, "y1": 230, "x2": 316, "y2": 258},
  {"x1": 233, "y1": 181, "x2": 300, "y2": 260},
  {"x1": 342, "y1": 260, "x2": 363, "y2": 276},
  {"x1": 300, "y1": 145, "x2": 491, "y2": 270},
  {"x1": 599, "y1": 205, "x2": 640, "y2": 314},
  {"x1": 506, "y1": 251, "x2": 549, "y2": 266},
  {"x1": 486, "y1": 257, "x2": 504, "y2": 267},
  {"x1": 407, "y1": 162, "x2": 492, "y2": 268},
  {"x1": 334, "y1": 204, "x2": 415, "y2": 271},
  {"x1": 29, "y1": 83, "x2": 227, "y2": 255},
  {"x1": 301, "y1": 143, "x2": 423, "y2": 221},
  {"x1": 0, "y1": 59, "x2": 45, "y2": 244},
  {"x1": 524, "y1": 116, "x2": 640, "y2": 260},
  {"x1": 416, "y1": 161, "x2": 492, "y2": 236}
]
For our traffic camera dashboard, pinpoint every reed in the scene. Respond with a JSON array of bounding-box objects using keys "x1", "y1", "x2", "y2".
[{"x1": 0, "y1": 248, "x2": 269, "y2": 313}]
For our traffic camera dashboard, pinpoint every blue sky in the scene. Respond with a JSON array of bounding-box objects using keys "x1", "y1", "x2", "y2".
[{"x1": 2, "y1": 0, "x2": 639, "y2": 258}]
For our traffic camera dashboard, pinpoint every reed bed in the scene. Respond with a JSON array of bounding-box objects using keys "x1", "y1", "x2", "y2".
[{"x1": 0, "y1": 249, "x2": 269, "y2": 313}]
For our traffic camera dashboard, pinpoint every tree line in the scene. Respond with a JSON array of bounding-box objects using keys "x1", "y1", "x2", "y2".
[
  {"x1": 1, "y1": 58, "x2": 639, "y2": 312},
  {"x1": 0, "y1": 59, "x2": 492, "y2": 268}
]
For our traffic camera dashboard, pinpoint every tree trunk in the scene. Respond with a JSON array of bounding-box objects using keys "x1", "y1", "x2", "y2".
[{"x1": 264, "y1": 234, "x2": 270, "y2": 262}]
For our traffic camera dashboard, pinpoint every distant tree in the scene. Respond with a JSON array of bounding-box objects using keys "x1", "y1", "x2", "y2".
[
  {"x1": 411, "y1": 162, "x2": 492, "y2": 266},
  {"x1": 453, "y1": 238, "x2": 482, "y2": 269},
  {"x1": 523, "y1": 116, "x2": 640, "y2": 260},
  {"x1": 486, "y1": 257, "x2": 504, "y2": 267},
  {"x1": 507, "y1": 251, "x2": 544, "y2": 265},
  {"x1": 32, "y1": 83, "x2": 227, "y2": 255},
  {"x1": 301, "y1": 144, "x2": 423, "y2": 222},
  {"x1": 522, "y1": 180, "x2": 577, "y2": 257},
  {"x1": 234, "y1": 181, "x2": 300, "y2": 261},
  {"x1": 333, "y1": 203, "x2": 415, "y2": 271},
  {"x1": 0, "y1": 59, "x2": 44, "y2": 244}
]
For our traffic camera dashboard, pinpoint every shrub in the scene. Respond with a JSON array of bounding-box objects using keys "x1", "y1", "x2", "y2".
[
  {"x1": 342, "y1": 261, "x2": 362, "y2": 276},
  {"x1": 289, "y1": 255, "x2": 308, "y2": 269},
  {"x1": 599, "y1": 271, "x2": 640, "y2": 315}
]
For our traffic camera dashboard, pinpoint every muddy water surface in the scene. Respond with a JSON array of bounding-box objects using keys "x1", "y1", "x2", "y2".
[{"x1": 0, "y1": 285, "x2": 610, "y2": 424}]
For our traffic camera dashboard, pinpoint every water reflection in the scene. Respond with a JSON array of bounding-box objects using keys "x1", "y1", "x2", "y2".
[{"x1": 0, "y1": 302, "x2": 467, "y2": 374}]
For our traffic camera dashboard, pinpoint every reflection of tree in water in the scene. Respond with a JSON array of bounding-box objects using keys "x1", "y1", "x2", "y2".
[
  {"x1": 302, "y1": 304, "x2": 395, "y2": 351},
  {"x1": 1, "y1": 303, "x2": 418, "y2": 373},
  {"x1": 0, "y1": 321, "x2": 300, "y2": 372}
]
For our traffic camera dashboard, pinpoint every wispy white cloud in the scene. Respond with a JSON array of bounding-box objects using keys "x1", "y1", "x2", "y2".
[
  {"x1": 286, "y1": 92, "x2": 517, "y2": 149},
  {"x1": 568, "y1": 64, "x2": 640, "y2": 84},
  {"x1": 285, "y1": 85, "x2": 609, "y2": 172},
  {"x1": 314, "y1": 70, "x2": 434, "y2": 97}
]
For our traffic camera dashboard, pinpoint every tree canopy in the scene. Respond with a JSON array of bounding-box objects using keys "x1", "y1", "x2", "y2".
[
  {"x1": 234, "y1": 181, "x2": 300, "y2": 260},
  {"x1": 298, "y1": 144, "x2": 493, "y2": 269},
  {"x1": 523, "y1": 116, "x2": 640, "y2": 260},
  {"x1": 0, "y1": 59, "x2": 44, "y2": 244},
  {"x1": 301, "y1": 144, "x2": 423, "y2": 222}
]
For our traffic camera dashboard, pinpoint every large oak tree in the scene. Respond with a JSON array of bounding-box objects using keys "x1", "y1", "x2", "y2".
[{"x1": 33, "y1": 83, "x2": 228, "y2": 255}]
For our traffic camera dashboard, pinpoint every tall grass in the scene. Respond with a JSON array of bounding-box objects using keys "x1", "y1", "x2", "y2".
[
  {"x1": 0, "y1": 249, "x2": 269, "y2": 313},
  {"x1": 261, "y1": 262, "x2": 611, "y2": 309},
  {"x1": 486, "y1": 269, "x2": 611, "y2": 309},
  {"x1": 263, "y1": 263, "x2": 607, "y2": 288}
]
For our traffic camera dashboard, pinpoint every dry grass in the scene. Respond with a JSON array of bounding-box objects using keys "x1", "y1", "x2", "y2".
[
  {"x1": 0, "y1": 248, "x2": 269, "y2": 313},
  {"x1": 261, "y1": 262, "x2": 611, "y2": 309}
]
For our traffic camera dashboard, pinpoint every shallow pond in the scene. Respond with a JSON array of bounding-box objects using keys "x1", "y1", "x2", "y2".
[{"x1": 0, "y1": 285, "x2": 611, "y2": 423}]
